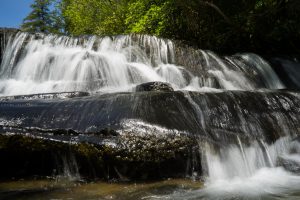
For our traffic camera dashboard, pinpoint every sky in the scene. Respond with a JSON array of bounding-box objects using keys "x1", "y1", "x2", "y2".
[{"x1": 0, "y1": 0, "x2": 34, "y2": 28}]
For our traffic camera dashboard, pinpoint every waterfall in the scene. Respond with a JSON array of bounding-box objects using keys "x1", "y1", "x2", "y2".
[
  {"x1": 194, "y1": 137, "x2": 300, "y2": 198},
  {"x1": 163, "y1": 137, "x2": 300, "y2": 199},
  {"x1": 0, "y1": 30, "x2": 299, "y2": 199},
  {"x1": 205, "y1": 137, "x2": 294, "y2": 180},
  {"x1": 0, "y1": 32, "x2": 285, "y2": 96}
]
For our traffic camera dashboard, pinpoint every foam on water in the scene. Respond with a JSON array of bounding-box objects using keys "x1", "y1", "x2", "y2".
[{"x1": 186, "y1": 167, "x2": 300, "y2": 200}]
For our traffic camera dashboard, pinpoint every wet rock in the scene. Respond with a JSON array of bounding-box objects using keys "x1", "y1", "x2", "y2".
[
  {"x1": 269, "y1": 57, "x2": 300, "y2": 90},
  {"x1": 135, "y1": 82, "x2": 174, "y2": 92},
  {"x1": 0, "y1": 131, "x2": 200, "y2": 181},
  {"x1": 1, "y1": 91, "x2": 300, "y2": 144},
  {"x1": 1, "y1": 90, "x2": 300, "y2": 180},
  {"x1": 277, "y1": 156, "x2": 300, "y2": 174},
  {"x1": 0, "y1": 91, "x2": 90, "y2": 101},
  {"x1": 293, "y1": 136, "x2": 300, "y2": 143},
  {"x1": 97, "y1": 128, "x2": 119, "y2": 137},
  {"x1": 0, "y1": 28, "x2": 19, "y2": 63},
  {"x1": 0, "y1": 134, "x2": 104, "y2": 180}
]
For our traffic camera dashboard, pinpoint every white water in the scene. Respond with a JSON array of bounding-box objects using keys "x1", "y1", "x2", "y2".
[
  {"x1": 115, "y1": 119, "x2": 300, "y2": 199},
  {"x1": 188, "y1": 168, "x2": 300, "y2": 200},
  {"x1": 0, "y1": 32, "x2": 285, "y2": 96},
  {"x1": 240, "y1": 53, "x2": 285, "y2": 89},
  {"x1": 164, "y1": 137, "x2": 300, "y2": 200},
  {"x1": 205, "y1": 137, "x2": 296, "y2": 179}
]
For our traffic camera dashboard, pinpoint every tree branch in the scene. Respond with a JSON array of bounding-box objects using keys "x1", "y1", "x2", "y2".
[{"x1": 198, "y1": 1, "x2": 233, "y2": 26}]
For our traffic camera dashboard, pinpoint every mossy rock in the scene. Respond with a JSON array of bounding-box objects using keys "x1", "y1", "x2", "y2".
[{"x1": 0, "y1": 132, "x2": 201, "y2": 181}]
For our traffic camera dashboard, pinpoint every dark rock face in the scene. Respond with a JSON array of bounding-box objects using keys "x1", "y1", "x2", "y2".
[
  {"x1": 277, "y1": 156, "x2": 300, "y2": 174},
  {"x1": 135, "y1": 82, "x2": 174, "y2": 92},
  {"x1": 1, "y1": 90, "x2": 300, "y2": 180},
  {"x1": 269, "y1": 57, "x2": 300, "y2": 90},
  {"x1": 0, "y1": 28, "x2": 19, "y2": 64},
  {"x1": 1, "y1": 90, "x2": 299, "y2": 143},
  {"x1": 0, "y1": 91, "x2": 90, "y2": 101},
  {"x1": 294, "y1": 136, "x2": 300, "y2": 143},
  {"x1": 276, "y1": 138, "x2": 300, "y2": 174},
  {"x1": 0, "y1": 132, "x2": 200, "y2": 181}
]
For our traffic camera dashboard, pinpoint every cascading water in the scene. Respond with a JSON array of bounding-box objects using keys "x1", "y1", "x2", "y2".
[
  {"x1": 167, "y1": 137, "x2": 300, "y2": 199},
  {"x1": 0, "y1": 30, "x2": 299, "y2": 199},
  {"x1": 0, "y1": 32, "x2": 284, "y2": 96}
]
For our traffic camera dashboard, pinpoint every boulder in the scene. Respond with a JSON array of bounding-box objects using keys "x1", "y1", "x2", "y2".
[
  {"x1": 277, "y1": 156, "x2": 300, "y2": 174},
  {"x1": 0, "y1": 131, "x2": 200, "y2": 181},
  {"x1": 135, "y1": 82, "x2": 174, "y2": 92}
]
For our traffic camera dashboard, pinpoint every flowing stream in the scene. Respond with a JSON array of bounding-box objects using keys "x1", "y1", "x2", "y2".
[{"x1": 0, "y1": 31, "x2": 299, "y2": 200}]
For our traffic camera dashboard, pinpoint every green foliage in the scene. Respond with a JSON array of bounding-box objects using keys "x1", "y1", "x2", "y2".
[
  {"x1": 40, "y1": 0, "x2": 300, "y2": 53},
  {"x1": 62, "y1": 0, "x2": 101, "y2": 35},
  {"x1": 62, "y1": 0, "x2": 128, "y2": 35},
  {"x1": 125, "y1": 1, "x2": 170, "y2": 35},
  {"x1": 95, "y1": 1, "x2": 128, "y2": 35}
]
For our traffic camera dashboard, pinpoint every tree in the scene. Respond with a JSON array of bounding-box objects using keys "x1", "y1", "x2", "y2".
[
  {"x1": 61, "y1": 0, "x2": 300, "y2": 54},
  {"x1": 49, "y1": 0, "x2": 66, "y2": 34},
  {"x1": 62, "y1": 0, "x2": 129, "y2": 35},
  {"x1": 21, "y1": 0, "x2": 65, "y2": 34}
]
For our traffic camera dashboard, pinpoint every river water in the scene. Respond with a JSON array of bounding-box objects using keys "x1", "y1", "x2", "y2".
[{"x1": 1, "y1": 171, "x2": 299, "y2": 200}]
